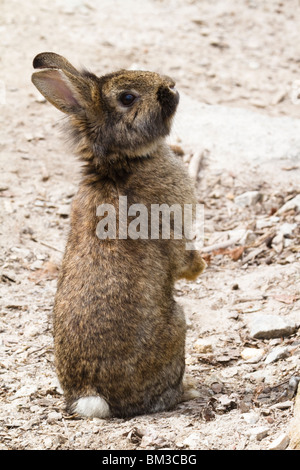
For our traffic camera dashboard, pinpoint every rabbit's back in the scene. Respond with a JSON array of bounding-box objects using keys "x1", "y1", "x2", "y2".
[{"x1": 53, "y1": 148, "x2": 191, "y2": 417}]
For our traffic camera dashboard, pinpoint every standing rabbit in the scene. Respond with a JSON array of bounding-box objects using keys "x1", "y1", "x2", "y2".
[{"x1": 32, "y1": 52, "x2": 206, "y2": 418}]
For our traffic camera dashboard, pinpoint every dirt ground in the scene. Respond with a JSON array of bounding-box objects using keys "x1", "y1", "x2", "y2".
[{"x1": 0, "y1": 0, "x2": 299, "y2": 450}]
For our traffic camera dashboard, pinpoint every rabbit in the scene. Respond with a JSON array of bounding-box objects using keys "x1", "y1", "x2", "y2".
[{"x1": 31, "y1": 52, "x2": 206, "y2": 419}]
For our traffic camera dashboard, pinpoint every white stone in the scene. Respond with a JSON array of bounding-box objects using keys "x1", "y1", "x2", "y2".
[
  {"x1": 182, "y1": 432, "x2": 203, "y2": 449},
  {"x1": 248, "y1": 314, "x2": 297, "y2": 339},
  {"x1": 23, "y1": 324, "x2": 40, "y2": 337},
  {"x1": 241, "y1": 412, "x2": 260, "y2": 425},
  {"x1": 264, "y1": 346, "x2": 290, "y2": 364},
  {"x1": 268, "y1": 433, "x2": 290, "y2": 450},
  {"x1": 47, "y1": 411, "x2": 62, "y2": 424},
  {"x1": 241, "y1": 347, "x2": 265, "y2": 363},
  {"x1": 14, "y1": 384, "x2": 38, "y2": 398},
  {"x1": 279, "y1": 222, "x2": 297, "y2": 236},
  {"x1": 43, "y1": 437, "x2": 53, "y2": 449},
  {"x1": 255, "y1": 216, "x2": 280, "y2": 230},
  {"x1": 234, "y1": 191, "x2": 262, "y2": 207},
  {"x1": 194, "y1": 338, "x2": 213, "y2": 353},
  {"x1": 277, "y1": 195, "x2": 300, "y2": 215},
  {"x1": 247, "y1": 426, "x2": 270, "y2": 441}
]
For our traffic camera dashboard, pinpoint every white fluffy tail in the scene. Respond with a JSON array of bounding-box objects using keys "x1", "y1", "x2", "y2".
[{"x1": 73, "y1": 396, "x2": 110, "y2": 418}]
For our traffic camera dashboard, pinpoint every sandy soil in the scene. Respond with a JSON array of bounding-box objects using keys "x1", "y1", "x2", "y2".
[{"x1": 0, "y1": 0, "x2": 299, "y2": 450}]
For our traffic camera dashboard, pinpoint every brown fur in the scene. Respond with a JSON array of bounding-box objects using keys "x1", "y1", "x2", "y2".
[{"x1": 32, "y1": 52, "x2": 206, "y2": 418}]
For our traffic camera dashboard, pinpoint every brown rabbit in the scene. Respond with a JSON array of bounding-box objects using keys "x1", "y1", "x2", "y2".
[{"x1": 31, "y1": 52, "x2": 206, "y2": 418}]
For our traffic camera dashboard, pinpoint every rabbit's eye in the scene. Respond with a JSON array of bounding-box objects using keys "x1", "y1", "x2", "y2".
[{"x1": 119, "y1": 92, "x2": 137, "y2": 107}]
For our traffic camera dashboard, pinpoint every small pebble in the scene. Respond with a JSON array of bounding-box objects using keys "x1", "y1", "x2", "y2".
[
  {"x1": 270, "y1": 401, "x2": 293, "y2": 410},
  {"x1": 264, "y1": 346, "x2": 289, "y2": 364},
  {"x1": 47, "y1": 411, "x2": 62, "y2": 424},
  {"x1": 181, "y1": 433, "x2": 203, "y2": 449},
  {"x1": 234, "y1": 191, "x2": 262, "y2": 207},
  {"x1": 288, "y1": 376, "x2": 300, "y2": 397},
  {"x1": 277, "y1": 194, "x2": 300, "y2": 214},
  {"x1": 241, "y1": 347, "x2": 265, "y2": 363},
  {"x1": 43, "y1": 437, "x2": 53, "y2": 449},
  {"x1": 248, "y1": 314, "x2": 297, "y2": 339},
  {"x1": 241, "y1": 411, "x2": 260, "y2": 425},
  {"x1": 247, "y1": 426, "x2": 269, "y2": 441},
  {"x1": 268, "y1": 433, "x2": 290, "y2": 450},
  {"x1": 194, "y1": 338, "x2": 213, "y2": 353}
]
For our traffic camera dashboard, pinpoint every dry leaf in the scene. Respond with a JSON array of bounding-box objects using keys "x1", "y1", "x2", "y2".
[
  {"x1": 228, "y1": 246, "x2": 245, "y2": 261},
  {"x1": 212, "y1": 246, "x2": 245, "y2": 261},
  {"x1": 202, "y1": 253, "x2": 212, "y2": 265}
]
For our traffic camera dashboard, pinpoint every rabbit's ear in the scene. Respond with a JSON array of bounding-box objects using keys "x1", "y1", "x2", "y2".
[
  {"x1": 32, "y1": 53, "x2": 93, "y2": 114},
  {"x1": 32, "y1": 69, "x2": 88, "y2": 114},
  {"x1": 32, "y1": 52, "x2": 81, "y2": 77}
]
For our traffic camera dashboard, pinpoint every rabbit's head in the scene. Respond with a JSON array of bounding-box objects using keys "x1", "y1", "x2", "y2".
[{"x1": 32, "y1": 52, "x2": 179, "y2": 163}]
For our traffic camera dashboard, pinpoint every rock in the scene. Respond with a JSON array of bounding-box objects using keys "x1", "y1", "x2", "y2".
[
  {"x1": 255, "y1": 216, "x2": 280, "y2": 230},
  {"x1": 271, "y1": 233, "x2": 284, "y2": 254},
  {"x1": 264, "y1": 346, "x2": 290, "y2": 364},
  {"x1": 24, "y1": 132, "x2": 34, "y2": 142},
  {"x1": 234, "y1": 191, "x2": 262, "y2": 207},
  {"x1": 289, "y1": 383, "x2": 300, "y2": 449},
  {"x1": 30, "y1": 260, "x2": 44, "y2": 270},
  {"x1": 241, "y1": 347, "x2": 265, "y2": 363},
  {"x1": 284, "y1": 238, "x2": 294, "y2": 249},
  {"x1": 34, "y1": 199, "x2": 45, "y2": 207},
  {"x1": 194, "y1": 338, "x2": 213, "y2": 353},
  {"x1": 288, "y1": 377, "x2": 300, "y2": 398},
  {"x1": 127, "y1": 427, "x2": 144, "y2": 444},
  {"x1": 47, "y1": 411, "x2": 62, "y2": 424},
  {"x1": 241, "y1": 411, "x2": 260, "y2": 425},
  {"x1": 215, "y1": 394, "x2": 238, "y2": 412},
  {"x1": 270, "y1": 401, "x2": 294, "y2": 410},
  {"x1": 14, "y1": 384, "x2": 38, "y2": 398},
  {"x1": 23, "y1": 324, "x2": 40, "y2": 337},
  {"x1": 188, "y1": 150, "x2": 205, "y2": 180},
  {"x1": 268, "y1": 433, "x2": 290, "y2": 450},
  {"x1": 247, "y1": 426, "x2": 270, "y2": 441},
  {"x1": 211, "y1": 382, "x2": 223, "y2": 393},
  {"x1": 248, "y1": 314, "x2": 297, "y2": 339},
  {"x1": 181, "y1": 432, "x2": 203, "y2": 449},
  {"x1": 278, "y1": 222, "x2": 297, "y2": 236},
  {"x1": 140, "y1": 431, "x2": 169, "y2": 449},
  {"x1": 1, "y1": 269, "x2": 17, "y2": 283},
  {"x1": 277, "y1": 194, "x2": 300, "y2": 214},
  {"x1": 43, "y1": 437, "x2": 53, "y2": 449},
  {"x1": 57, "y1": 204, "x2": 70, "y2": 217}
]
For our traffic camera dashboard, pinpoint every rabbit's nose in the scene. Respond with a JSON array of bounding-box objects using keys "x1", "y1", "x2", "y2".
[
  {"x1": 157, "y1": 83, "x2": 180, "y2": 118},
  {"x1": 169, "y1": 85, "x2": 179, "y2": 102}
]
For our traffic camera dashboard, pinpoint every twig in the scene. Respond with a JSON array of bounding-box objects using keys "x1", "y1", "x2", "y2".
[
  {"x1": 249, "y1": 228, "x2": 276, "y2": 248},
  {"x1": 188, "y1": 150, "x2": 206, "y2": 180},
  {"x1": 201, "y1": 227, "x2": 277, "y2": 254},
  {"x1": 201, "y1": 236, "x2": 241, "y2": 253},
  {"x1": 31, "y1": 237, "x2": 64, "y2": 253},
  {"x1": 62, "y1": 418, "x2": 74, "y2": 449}
]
